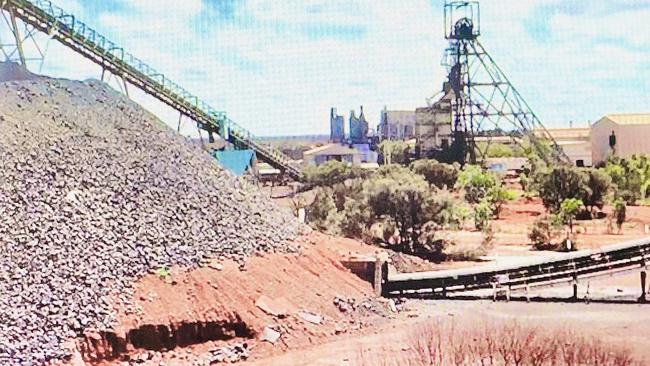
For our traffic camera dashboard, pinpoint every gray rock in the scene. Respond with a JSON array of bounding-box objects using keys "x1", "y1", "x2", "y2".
[{"x1": 0, "y1": 74, "x2": 306, "y2": 364}]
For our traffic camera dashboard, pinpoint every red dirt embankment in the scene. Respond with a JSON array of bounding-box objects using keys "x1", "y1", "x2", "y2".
[{"x1": 77, "y1": 233, "x2": 392, "y2": 365}]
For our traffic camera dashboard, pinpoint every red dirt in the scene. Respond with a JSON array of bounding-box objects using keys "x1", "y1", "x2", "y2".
[
  {"x1": 80, "y1": 233, "x2": 396, "y2": 365},
  {"x1": 70, "y1": 198, "x2": 650, "y2": 365}
]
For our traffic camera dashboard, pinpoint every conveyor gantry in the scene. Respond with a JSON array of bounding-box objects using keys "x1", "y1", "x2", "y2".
[
  {"x1": 0, "y1": 0, "x2": 302, "y2": 180},
  {"x1": 385, "y1": 237, "x2": 650, "y2": 302}
]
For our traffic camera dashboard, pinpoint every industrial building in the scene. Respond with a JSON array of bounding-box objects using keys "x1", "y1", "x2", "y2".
[
  {"x1": 349, "y1": 106, "x2": 369, "y2": 144},
  {"x1": 591, "y1": 114, "x2": 650, "y2": 165},
  {"x1": 303, "y1": 143, "x2": 363, "y2": 166},
  {"x1": 543, "y1": 127, "x2": 592, "y2": 167},
  {"x1": 415, "y1": 83, "x2": 454, "y2": 156},
  {"x1": 330, "y1": 108, "x2": 345, "y2": 142},
  {"x1": 378, "y1": 108, "x2": 416, "y2": 140}
]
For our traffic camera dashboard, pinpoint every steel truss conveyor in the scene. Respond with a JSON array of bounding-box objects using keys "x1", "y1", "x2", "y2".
[
  {"x1": 0, "y1": 0, "x2": 302, "y2": 180},
  {"x1": 385, "y1": 237, "x2": 650, "y2": 302}
]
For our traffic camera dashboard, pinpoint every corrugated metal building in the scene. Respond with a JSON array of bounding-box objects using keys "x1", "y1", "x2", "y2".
[
  {"x1": 543, "y1": 128, "x2": 592, "y2": 167},
  {"x1": 591, "y1": 114, "x2": 650, "y2": 165},
  {"x1": 303, "y1": 143, "x2": 363, "y2": 166}
]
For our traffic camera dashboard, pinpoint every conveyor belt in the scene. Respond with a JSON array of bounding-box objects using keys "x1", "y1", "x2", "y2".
[
  {"x1": 0, "y1": 0, "x2": 302, "y2": 180},
  {"x1": 384, "y1": 237, "x2": 650, "y2": 298}
]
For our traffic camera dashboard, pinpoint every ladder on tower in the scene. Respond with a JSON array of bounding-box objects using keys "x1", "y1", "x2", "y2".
[{"x1": 0, "y1": 0, "x2": 303, "y2": 181}]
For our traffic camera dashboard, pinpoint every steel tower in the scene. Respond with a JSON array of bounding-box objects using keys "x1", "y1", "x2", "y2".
[{"x1": 443, "y1": 1, "x2": 568, "y2": 165}]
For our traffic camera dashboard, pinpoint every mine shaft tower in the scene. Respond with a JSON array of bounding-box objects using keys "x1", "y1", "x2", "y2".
[{"x1": 443, "y1": 1, "x2": 568, "y2": 165}]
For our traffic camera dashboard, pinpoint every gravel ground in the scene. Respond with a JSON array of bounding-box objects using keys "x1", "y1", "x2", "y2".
[{"x1": 0, "y1": 65, "x2": 305, "y2": 365}]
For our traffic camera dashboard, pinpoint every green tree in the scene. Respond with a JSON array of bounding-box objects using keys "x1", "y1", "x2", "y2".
[
  {"x1": 456, "y1": 165, "x2": 498, "y2": 204},
  {"x1": 378, "y1": 140, "x2": 410, "y2": 165},
  {"x1": 528, "y1": 216, "x2": 562, "y2": 251},
  {"x1": 306, "y1": 187, "x2": 340, "y2": 234},
  {"x1": 410, "y1": 159, "x2": 459, "y2": 189},
  {"x1": 485, "y1": 143, "x2": 514, "y2": 158},
  {"x1": 487, "y1": 186, "x2": 516, "y2": 219},
  {"x1": 559, "y1": 198, "x2": 583, "y2": 234},
  {"x1": 536, "y1": 166, "x2": 587, "y2": 213},
  {"x1": 302, "y1": 160, "x2": 365, "y2": 188},
  {"x1": 339, "y1": 198, "x2": 372, "y2": 238},
  {"x1": 581, "y1": 168, "x2": 612, "y2": 215},
  {"x1": 603, "y1": 155, "x2": 650, "y2": 205},
  {"x1": 613, "y1": 199, "x2": 627, "y2": 234},
  {"x1": 474, "y1": 199, "x2": 492, "y2": 231}
]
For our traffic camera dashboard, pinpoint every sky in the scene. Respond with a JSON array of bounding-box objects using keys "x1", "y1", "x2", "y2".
[{"x1": 3, "y1": 0, "x2": 650, "y2": 137}]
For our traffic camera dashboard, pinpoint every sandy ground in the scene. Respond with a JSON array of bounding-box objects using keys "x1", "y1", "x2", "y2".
[{"x1": 243, "y1": 299, "x2": 650, "y2": 366}]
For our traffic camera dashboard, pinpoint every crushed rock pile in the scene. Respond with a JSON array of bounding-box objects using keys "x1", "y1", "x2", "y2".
[{"x1": 0, "y1": 66, "x2": 305, "y2": 365}]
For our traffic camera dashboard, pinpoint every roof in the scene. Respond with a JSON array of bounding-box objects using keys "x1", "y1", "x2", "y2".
[
  {"x1": 596, "y1": 113, "x2": 650, "y2": 126},
  {"x1": 544, "y1": 127, "x2": 590, "y2": 140},
  {"x1": 303, "y1": 143, "x2": 361, "y2": 156},
  {"x1": 533, "y1": 127, "x2": 590, "y2": 140}
]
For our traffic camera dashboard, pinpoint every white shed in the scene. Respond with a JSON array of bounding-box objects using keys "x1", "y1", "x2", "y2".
[{"x1": 591, "y1": 114, "x2": 650, "y2": 165}]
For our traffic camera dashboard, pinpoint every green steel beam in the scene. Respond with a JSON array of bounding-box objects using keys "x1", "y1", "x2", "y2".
[{"x1": 0, "y1": 0, "x2": 302, "y2": 180}]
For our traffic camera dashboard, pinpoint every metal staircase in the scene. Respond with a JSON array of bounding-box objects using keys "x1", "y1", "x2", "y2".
[{"x1": 0, "y1": 0, "x2": 302, "y2": 180}]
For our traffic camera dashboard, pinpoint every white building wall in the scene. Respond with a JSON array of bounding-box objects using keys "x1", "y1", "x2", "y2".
[{"x1": 590, "y1": 118, "x2": 650, "y2": 165}]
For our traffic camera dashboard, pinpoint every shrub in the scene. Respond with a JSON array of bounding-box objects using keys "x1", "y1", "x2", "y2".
[
  {"x1": 307, "y1": 164, "x2": 467, "y2": 262},
  {"x1": 339, "y1": 198, "x2": 372, "y2": 238},
  {"x1": 582, "y1": 168, "x2": 612, "y2": 215},
  {"x1": 456, "y1": 165, "x2": 498, "y2": 204},
  {"x1": 363, "y1": 167, "x2": 435, "y2": 253},
  {"x1": 485, "y1": 142, "x2": 514, "y2": 157},
  {"x1": 535, "y1": 166, "x2": 587, "y2": 213},
  {"x1": 614, "y1": 199, "x2": 627, "y2": 233},
  {"x1": 559, "y1": 198, "x2": 583, "y2": 234},
  {"x1": 474, "y1": 199, "x2": 492, "y2": 231},
  {"x1": 306, "y1": 187, "x2": 340, "y2": 234},
  {"x1": 528, "y1": 216, "x2": 562, "y2": 251},
  {"x1": 302, "y1": 160, "x2": 365, "y2": 188},
  {"x1": 410, "y1": 159, "x2": 458, "y2": 189},
  {"x1": 487, "y1": 186, "x2": 516, "y2": 219},
  {"x1": 378, "y1": 140, "x2": 410, "y2": 165},
  {"x1": 519, "y1": 172, "x2": 529, "y2": 191},
  {"x1": 603, "y1": 155, "x2": 650, "y2": 205},
  {"x1": 398, "y1": 319, "x2": 641, "y2": 366}
]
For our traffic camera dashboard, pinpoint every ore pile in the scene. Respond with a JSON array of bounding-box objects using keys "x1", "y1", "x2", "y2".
[{"x1": 0, "y1": 68, "x2": 304, "y2": 365}]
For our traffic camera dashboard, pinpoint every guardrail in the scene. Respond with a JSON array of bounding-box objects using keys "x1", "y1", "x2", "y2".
[
  {"x1": 1, "y1": 0, "x2": 302, "y2": 180},
  {"x1": 384, "y1": 237, "x2": 650, "y2": 301}
]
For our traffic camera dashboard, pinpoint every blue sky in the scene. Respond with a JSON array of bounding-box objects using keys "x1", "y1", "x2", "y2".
[{"x1": 8, "y1": 0, "x2": 650, "y2": 137}]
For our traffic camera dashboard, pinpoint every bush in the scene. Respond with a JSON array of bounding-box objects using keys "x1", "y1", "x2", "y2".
[
  {"x1": 378, "y1": 140, "x2": 410, "y2": 165},
  {"x1": 614, "y1": 199, "x2": 627, "y2": 233},
  {"x1": 410, "y1": 159, "x2": 458, "y2": 189},
  {"x1": 302, "y1": 160, "x2": 365, "y2": 188},
  {"x1": 559, "y1": 198, "x2": 583, "y2": 233},
  {"x1": 603, "y1": 155, "x2": 650, "y2": 205},
  {"x1": 473, "y1": 199, "x2": 492, "y2": 231},
  {"x1": 339, "y1": 198, "x2": 371, "y2": 238},
  {"x1": 487, "y1": 186, "x2": 516, "y2": 219},
  {"x1": 396, "y1": 319, "x2": 641, "y2": 366},
  {"x1": 307, "y1": 164, "x2": 470, "y2": 262},
  {"x1": 535, "y1": 166, "x2": 587, "y2": 213},
  {"x1": 306, "y1": 187, "x2": 340, "y2": 234},
  {"x1": 582, "y1": 168, "x2": 612, "y2": 215},
  {"x1": 456, "y1": 165, "x2": 498, "y2": 204},
  {"x1": 528, "y1": 216, "x2": 562, "y2": 251}
]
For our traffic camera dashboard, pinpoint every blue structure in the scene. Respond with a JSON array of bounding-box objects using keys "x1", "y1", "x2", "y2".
[
  {"x1": 212, "y1": 150, "x2": 255, "y2": 176},
  {"x1": 330, "y1": 108, "x2": 345, "y2": 143},
  {"x1": 349, "y1": 106, "x2": 369, "y2": 144}
]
